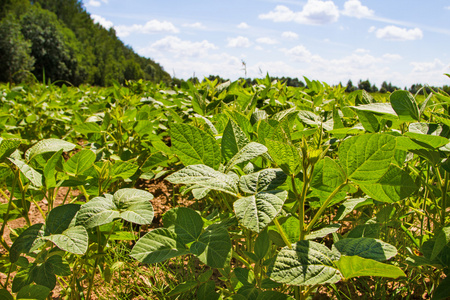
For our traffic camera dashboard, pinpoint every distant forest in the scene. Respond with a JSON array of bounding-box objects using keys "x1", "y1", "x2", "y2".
[{"x1": 0, "y1": 0, "x2": 171, "y2": 85}]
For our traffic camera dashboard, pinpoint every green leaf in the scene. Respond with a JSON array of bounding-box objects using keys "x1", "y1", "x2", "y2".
[
  {"x1": 268, "y1": 240, "x2": 341, "y2": 286},
  {"x1": 0, "y1": 289, "x2": 13, "y2": 300},
  {"x1": 431, "y1": 227, "x2": 450, "y2": 260},
  {"x1": 239, "y1": 169, "x2": 287, "y2": 194},
  {"x1": 335, "y1": 256, "x2": 405, "y2": 279},
  {"x1": 63, "y1": 150, "x2": 95, "y2": 176},
  {"x1": 256, "y1": 291, "x2": 294, "y2": 300},
  {"x1": 167, "y1": 280, "x2": 198, "y2": 296},
  {"x1": 349, "y1": 103, "x2": 397, "y2": 118},
  {"x1": 73, "y1": 122, "x2": 102, "y2": 135},
  {"x1": 163, "y1": 207, "x2": 203, "y2": 244},
  {"x1": 234, "y1": 190, "x2": 287, "y2": 233},
  {"x1": 171, "y1": 123, "x2": 220, "y2": 169},
  {"x1": 339, "y1": 133, "x2": 396, "y2": 184},
  {"x1": 111, "y1": 161, "x2": 139, "y2": 179},
  {"x1": 46, "y1": 256, "x2": 71, "y2": 276},
  {"x1": 32, "y1": 261, "x2": 56, "y2": 290},
  {"x1": 76, "y1": 195, "x2": 118, "y2": 228},
  {"x1": 222, "y1": 119, "x2": 250, "y2": 163},
  {"x1": 225, "y1": 142, "x2": 267, "y2": 172},
  {"x1": 265, "y1": 140, "x2": 301, "y2": 176},
  {"x1": 190, "y1": 227, "x2": 232, "y2": 268},
  {"x1": 16, "y1": 284, "x2": 50, "y2": 300},
  {"x1": 359, "y1": 165, "x2": 417, "y2": 203},
  {"x1": 43, "y1": 226, "x2": 88, "y2": 255},
  {"x1": 255, "y1": 229, "x2": 270, "y2": 260},
  {"x1": 432, "y1": 275, "x2": 450, "y2": 300},
  {"x1": 354, "y1": 110, "x2": 380, "y2": 133},
  {"x1": 197, "y1": 280, "x2": 219, "y2": 300},
  {"x1": 334, "y1": 198, "x2": 368, "y2": 221},
  {"x1": 130, "y1": 228, "x2": 189, "y2": 264},
  {"x1": 8, "y1": 158, "x2": 43, "y2": 187},
  {"x1": 166, "y1": 164, "x2": 238, "y2": 196},
  {"x1": 333, "y1": 238, "x2": 397, "y2": 261},
  {"x1": 113, "y1": 188, "x2": 154, "y2": 225},
  {"x1": 44, "y1": 149, "x2": 63, "y2": 189},
  {"x1": 25, "y1": 139, "x2": 76, "y2": 162},
  {"x1": 45, "y1": 204, "x2": 80, "y2": 235},
  {"x1": 0, "y1": 138, "x2": 20, "y2": 162},
  {"x1": 311, "y1": 157, "x2": 346, "y2": 192},
  {"x1": 404, "y1": 132, "x2": 449, "y2": 149},
  {"x1": 390, "y1": 90, "x2": 420, "y2": 121},
  {"x1": 234, "y1": 268, "x2": 256, "y2": 286},
  {"x1": 305, "y1": 224, "x2": 341, "y2": 240},
  {"x1": 10, "y1": 224, "x2": 45, "y2": 263}
]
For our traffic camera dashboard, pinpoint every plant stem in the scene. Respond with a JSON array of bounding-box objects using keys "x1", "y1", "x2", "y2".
[
  {"x1": 0, "y1": 168, "x2": 19, "y2": 251},
  {"x1": 306, "y1": 181, "x2": 347, "y2": 234},
  {"x1": 273, "y1": 218, "x2": 292, "y2": 249}
]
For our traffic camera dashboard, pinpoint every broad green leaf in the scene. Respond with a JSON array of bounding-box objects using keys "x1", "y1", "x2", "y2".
[
  {"x1": 359, "y1": 165, "x2": 417, "y2": 203},
  {"x1": 111, "y1": 161, "x2": 139, "y2": 179},
  {"x1": 10, "y1": 224, "x2": 45, "y2": 263},
  {"x1": 234, "y1": 268, "x2": 256, "y2": 286},
  {"x1": 63, "y1": 150, "x2": 95, "y2": 176},
  {"x1": 166, "y1": 164, "x2": 238, "y2": 196},
  {"x1": 45, "y1": 204, "x2": 80, "y2": 235},
  {"x1": 432, "y1": 275, "x2": 450, "y2": 300},
  {"x1": 305, "y1": 224, "x2": 341, "y2": 240},
  {"x1": 190, "y1": 227, "x2": 232, "y2": 268},
  {"x1": 8, "y1": 158, "x2": 42, "y2": 187},
  {"x1": 334, "y1": 198, "x2": 369, "y2": 221},
  {"x1": 32, "y1": 261, "x2": 56, "y2": 290},
  {"x1": 76, "y1": 196, "x2": 119, "y2": 228},
  {"x1": 237, "y1": 286, "x2": 261, "y2": 300},
  {"x1": 130, "y1": 228, "x2": 189, "y2": 264},
  {"x1": 335, "y1": 256, "x2": 405, "y2": 279},
  {"x1": 44, "y1": 149, "x2": 63, "y2": 189},
  {"x1": 222, "y1": 119, "x2": 250, "y2": 163},
  {"x1": 0, "y1": 289, "x2": 13, "y2": 300},
  {"x1": 333, "y1": 238, "x2": 397, "y2": 261},
  {"x1": 16, "y1": 284, "x2": 50, "y2": 300},
  {"x1": 12, "y1": 268, "x2": 32, "y2": 293},
  {"x1": 113, "y1": 188, "x2": 154, "y2": 225},
  {"x1": 354, "y1": 110, "x2": 380, "y2": 133},
  {"x1": 431, "y1": 227, "x2": 450, "y2": 260},
  {"x1": 234, "y1": 190, "x2": 287, "y2": 233},
  {"x1": 43, "y1": 226, "x2": 88, "y2": 255},
  {"x1": 46, "y1": 256, "x2": 71, "y2": 276},
  {"x1": 404, "y1": 132, "x2": 449, "y2": 149},
  {"x1": 167, "y1": 281, "x2": 198, "y2": 297},
  {"x1": 390, "y1": 90, "x2": 420, "y2": 121},
  {"x1": 197, "y1": 280, "x2": 219, "y2": 300},
  {"x1": 73, "y1": 122, "x2": 102, "y2": 135},
  {"x1": 163, "y1": 207, "x2": 203, "y2": 244},
  {"x1": 311, "y1": 157, "x2": 346, "y2": 192},
  {"x1": 225, "y1": 142, "x2": 267, "y2": 172},
  {"x1": 269, "y1": 240, "x2": 341, "y2": 286},
  {"x1": 265, "y1": 140, "x2": 301, "y2": 176},
  {"x1": 0, "y1": 138, "x2": 20, "y2": 162},
  {"x1": 255, "y1": 229, "x2": 270, "y2": 260},
  {"x1": 349, "y1": 103, "x2": 397, "y2": 118},
  {"x1": 339, "y1": 133, "x2": 396, "y2": 184},
  {"x1": 239, "y1": 168, "x2": 287, "y2": 194},
  {"x1": 257, "y1": 291, "x2": 294, "y2": 300},
  {"x1": 25, "y1": 139, "x2": 76, "y2": 162},
  {"x1": 171, "y1": 123, "x2": 220, "y2": 169}
]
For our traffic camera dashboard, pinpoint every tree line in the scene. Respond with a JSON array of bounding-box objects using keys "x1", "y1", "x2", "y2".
[{"x1": 0, "y1": 0, "x2": 171, "y2": 86}]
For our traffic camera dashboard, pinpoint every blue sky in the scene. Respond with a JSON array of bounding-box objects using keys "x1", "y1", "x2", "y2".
[{"x1": 84, "y1": 0, "x2": 450, "y2": 87}]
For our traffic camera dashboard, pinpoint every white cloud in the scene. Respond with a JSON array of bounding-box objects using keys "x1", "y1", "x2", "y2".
[
  {"x1": 227, "y1": 36, "x2": 252, "y2": 48},
  {"x1": 355, "y1": 48, "x2": 369, "y2": 53},
  {"x1": 445, "y1": 6, "x2": 450, "y2": 10},
  {"x1": 237, "y1": 22, "x2": 250, "y2": 29},
  {"x1": 342, "y1": 0, "x2": 374, "y2": 18},
  {"x1": 115, "y1": 20, "x2": 179, "y2": 37},
  {"x1": 91, "y1": 14, "x2": 113, "y2": 29},
  {"x1": 182, "y1": 22, "x2": 205, "y2": 29},
  {"x1": 259, "y1": 0, "x2": 340, "y2": 25},
  {"x1": 256, "y1": 37, "x2": 278, "y2": 45},
  {"x1": 383, "y1": 53, "x2": 402, "y2": 60},
  {"x1": 374, "y1": 25, "x2": 423, "y2": 41},
  {"x1": 411, "y1": 59, "x2": 446, "y2": 73},
  {"x1": 282, "y1": 31, "x2": 299, "y2": 39},
  {"x1": 87, "y1": 0, "x2": 107, "y2": 7},
  {"x1": 139, "y1": 36, "x2": 217, "y2": 58},
  {"x1": 368, "y1": 26, "x2": 376, "y2": 33}
]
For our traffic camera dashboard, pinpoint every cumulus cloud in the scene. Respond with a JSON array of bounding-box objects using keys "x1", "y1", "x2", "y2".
[
  {"x1": 139, "y1": 36, "x2": 217, "y2": 58},
  {"x1": 87, "y1": 0, "x2": 107, "y2": 7},
  {"x1": 91, "y1": 14, "x2": 113, "y2": 29},
  {"x1": 342, "y1": 0, "x2": 374, "y2": 18},
  {"x1": 115, "y1": 20, "x2": 179, "y2": 37},
  {"x1": 259, "y1": 0, "x2": 340, "y2": 25},
  {"x1": 374, "y1": 25, "x2": 423, "y2": 41},
  {"x1": 383, "y1": 53, "x2": 402, "y2": 60},
  {"x1": 237, "y1": 22, "x2": 250, "y2": 29},
  {"x1": 256, "y1": 37, "x2": 278, "y2": 45},
  {"x1": 411, "y1": 59, "x2": 446, "y2": 73},
  {"x1": 355, "y1": 48, "x2": 369, "y2": 53},
  {"x1": 282, "y1": 45, "x2": 315, "y2": 62},
  {"x1": 227, "y1": 36, "x2": 252, "y2": 48},
  {"x1": 282, "y1": 31, "x2": 299, "y2": 39},
  {"x1": 182, "y1": 22, "x2": 205, "y2": 29}
]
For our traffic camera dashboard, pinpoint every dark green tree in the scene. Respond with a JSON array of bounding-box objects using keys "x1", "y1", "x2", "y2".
[{"x1": 0, "y1": 15, "x2": 34, "y2": 83}]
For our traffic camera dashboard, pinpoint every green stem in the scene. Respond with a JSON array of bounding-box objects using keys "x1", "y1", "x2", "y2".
[
  {"x1": 62, "y1": 187, "x2": 71, "y2": 205},
  {"x1": 441, "y1": 171, "x2": 448, "y2": 225},
  {"x1": 0, "y1": 168, "x2": 19, "y2": 250},
  {"x1": 306, "y1": 181, "x2": 347, "y2": 234},
  {"x1": 273, "y1": 218, "x2": 292, "y2": 249}
]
